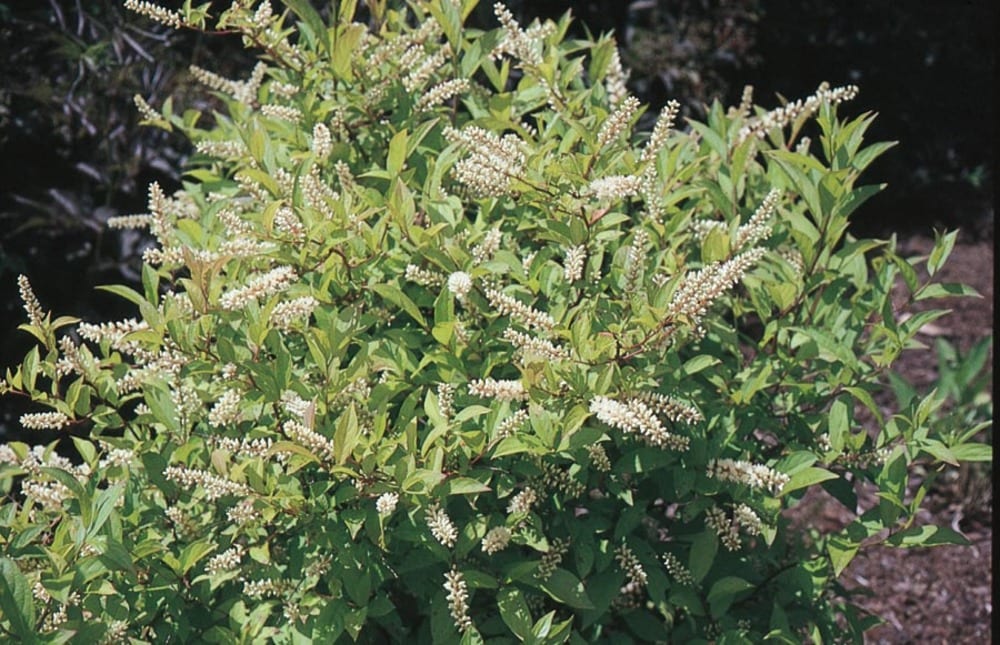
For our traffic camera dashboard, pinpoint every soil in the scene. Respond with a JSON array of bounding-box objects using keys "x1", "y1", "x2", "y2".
[{"x1": 788, "y1": 230, "x2": 994, "y2": 643}]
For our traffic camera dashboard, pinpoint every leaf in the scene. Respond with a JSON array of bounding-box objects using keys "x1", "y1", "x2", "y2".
[
  {"x1": 913, "y1": 282, "x2": 980, "y2": 301},
  {"x1": 827, "y1": 397, "x2": 849, "y2": 453},
  {"x1": 886, "y1": 524, "x2": 970, "y2": 548},
  {"x1": 386, "y1": 129, "x2": 408, "y2": 176},
  {"x1": 442, "y1": 476, "x2": 492, "y2": 496},
  {"x1": 688, "y1": 530, "x2": 717, "y2": 583},
  {"x1": 949, "y1": 443, "x2": 992, "y2": 462},
  {"x1": 284, "y1": 0, "x2": 329, "y2": 54},
  {"x1": 0, "y1": 557, "x2": 34, "y2": 639},
  {"x1": 539, "y1": 569, "x2": 594, "y2": 610},
  {"x1": 373, "y1": 284, "x2": 427, "y2": 328},
  {"x1": 498, "y1": 587, "x2": 533, "y2": 640},
  {"x1": 707, "y1": 576, "x2": 754, "y2": 618},
  {"x1": 334, "y1": 405, "x2": 363, "y2": 465},
  {"x1": 780, "y1": 467, "x2": 839, "y2": 496},
  {"x1": 927, "y1": 229, "x2": 958, "y2": 277},
  {"x1": 682, "y1": 354, "x2": 720, "y2": 376},
  {"x1": 826, "y1": 535, "x2": 859, "y2": 576}
]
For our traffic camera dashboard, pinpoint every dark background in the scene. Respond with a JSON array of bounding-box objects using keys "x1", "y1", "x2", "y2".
[{"x1": 0, "y1": 0, "x2": 994, "y2": 439}]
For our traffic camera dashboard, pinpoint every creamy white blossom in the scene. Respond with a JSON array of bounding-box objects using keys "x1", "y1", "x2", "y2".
[
  {"x1": 589, "y1": 396, "x2": 689, "y2": 450},
  {"x1": 447, "y1": 271, "x2": 473, "y2": 300},
  {"x1": 443, "y1": 567, "x2": 473, "y2": 632},
  {"x1": 482, "y1": 526, "x2": 512, "y2": 554},
  {"x1": 468, "y1": 377, "x2": 528, "y2": 402},
  {"x1": 425, "y1": 504, "x2": 458, "y2": 548},
  {"x1": 376, "y1": 492, "x2": 399, "y2": 516}
]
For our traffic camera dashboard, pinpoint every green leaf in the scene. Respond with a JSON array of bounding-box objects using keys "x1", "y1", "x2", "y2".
[
  {"x1": 284, "y1": 0, "x2": 329, "y2": 54},
  {"x1": 707, "y1": 576, "x2": 754, "y2": 618},
  {"x1": 913, "y1": 282, "x2": 980, "y2": 300},
  {"x1": 682, "y1": 354, "x2": 720, "y2": 376},
  {"x1": 334, "y1": 405, "x2": 363, "y2": 465},
  {"x1": 688, "y1": 530, "x2": 717, "y2": 583},
  {"x1": 386, "y1": 129, "x2": 409, "y2": 176},
  {"x1": 0, "y1": 557, "x2": 35, "y2": 640},
  {"x1": 827, "y1": 397, "x2": 849, "y2": 453},
  {"x1": 886, "y1": 524, "x2": 970, "y2": 548},
  {"x1": 498, "y1": 587, "x2": 533, "y2": 640},
  {"x1": 373, "y1": 284, "x2": 427, "y2": 328},
  {"x1": 926, "y1": 229, "x2": 958, "y2": 277},
  {"x1": 539, "y1": 569, "x2": 594, "y2": 610},
  {"x1": 442, "y1": 476, "x2": 492, "y2": 496},
  {"x1": 949, "y1": 443, "x2": 992, "y2": 462},
  {"x1": 780, "y1": 467, "x2": 838, "y2": 496},
  {"x1": 826, "y1": 534, "x2": 859, "y2": 576}
]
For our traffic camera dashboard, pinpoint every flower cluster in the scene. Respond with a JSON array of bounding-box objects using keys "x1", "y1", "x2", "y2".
[
  {"x1": 502, "y1": 328, "x2": 568, "y2": 362},
  {"x1": 311, "y1": 123, "x2": 332, "y2": 160},
  {"x1": 586, "y1": 444, "x2": 611, "y2": 472},
  {"x1": 468, "y1": 377, "x2": 528, "y2": 402},
  {"x1": 124, "y1": 0, "x2": 185, "y2": 28},
  {"x1": 283, "y1": 420, "x2": 335, "y2": 461},
  {"x1": 586, "y1": 175, "x2": 641, "y2": 201},
  {"x1": 734, "y1": 189, "x2": 780, "y2": 250},
  {"x1": 604, "y1": 46, "x2": 629, "y2": 105},
  {"x1": 662, "y1": 553, "x2": 695, "y2": 586},
  {"x1": 707, "y1": 458, "x2": 789, "y2": 495},
  {"x1": 437, "y1": 383, "x2": 456, "y2": 421},
  {"x1": 405, "y1": 264, "x2": 444, "y2": 286},
  {"x1": 492, "y1": 2, "x2": 554, "y2": 66},
  {"x1": 485, "y1": 288, "x2": 554, "y2": 331},
  {"x1": 615, "y1": 544, "x2": 648, "y2": 591},
  {"x1": 537, "y1": 538, "x2": 569, "y2": 581},
  {"x1": 640, "y1": 100, "x2": 681, "y2": 163},
  {"x1": 733, "y1": 503, "x2": 763, "y2": 537},
  {"x1": 19, "y1": 412, "x2": 72, "y2": 431},
  {"x1": 220, "y1": 266, "x2": 298, "y2": 310},
  {"x1": 403, "y1": 43, "x2": 452, "y2": 92},
  {"x1": 415, "y1": 78, "x2": 469, "y2": 112},
  {"x1": 495, "y1": 408, "x2": 529, "y2": 439},
  {"x1": 668, "y1": 249, "x2": 766, "y2": 329},
  {"x1": 208, "y1": 389, "x2": 242, "y2": 428},
  {"x1": 598, "y1": 96, "x2": 640, "y2": 148},
  {"x1": 269, "y1": 296, "x2": 318, "y2": 331},
  {"x1": 737, "y1": 82, "x2": 859, "y2": 144},
  {"x1": 563, "y1": 244, "x2": 587, "y2": 282},
  {"x1": 471, "y1": 228, "x2": 502, "y2": 264},
  {"x1": 624, "y1": 228, "x2": 649, "y2": 293},
  {"x1": 425, "y1": 504, "x2": 459, "y2": 548},
  {"x1": 540, "y1": 462, "x2": 586, "y2": 499},
  {"x1": 17, "y1": 275, "x2": 45, "y2": 327},
  {"x1": 589, "y1": 396, "x2": 689, "y2": 450},
  {"x1": 376, "y1": 492, "x2": 399, "y2": 516},
  {"x1": 164, "y1": 466, "x2": 251, "y2": 501},
  {"x1": 446, "y1": 271, "x2": 473, "y2": 301},
  {"x1": 205, "y1": 544, "x2": 245, "y2": 575},
  {"x1": 631, "y1": 391, "x2": 704, "y2": 425},
  {"x1": 443, "y1": 568, "x2": 473, "y2": 633},
  {"x1": 705, "y1": 506, "x2": 742, "y2": 551},
  {"x1": 210, "y1": 436, "x2": 275, "y2": 461},
  {"x1": 506, "y1": 487, "x2": 537, "y2": 515},
  {"x1": 481, "y1": 526, "x2": 512, "y2": 554},
  {"x1": 446, "y1": 126, "x2": 526, "y2": 197},
  {"x1": 188, "y1": 62, "x2": 267, "y2": 106}
]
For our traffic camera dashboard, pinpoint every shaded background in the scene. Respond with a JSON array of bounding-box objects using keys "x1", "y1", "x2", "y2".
[{"x1": 0, "y1": 0, "x2": 994, "y2": 440}]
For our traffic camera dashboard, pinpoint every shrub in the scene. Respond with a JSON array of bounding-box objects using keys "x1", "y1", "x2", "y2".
[{"x1": 0, "y1": 1, "x2": 989, "y2": 642}]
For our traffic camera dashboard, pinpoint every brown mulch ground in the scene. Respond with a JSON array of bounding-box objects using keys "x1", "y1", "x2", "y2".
[{"x1": 787, "y1": 231, "x2": 993, "y2": 643}]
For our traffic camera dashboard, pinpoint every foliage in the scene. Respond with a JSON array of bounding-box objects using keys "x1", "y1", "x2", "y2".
[
  {"x1": 888, "y1": 334, "x2": 993, "y2": 525},
  {"x1": 0, "y1": 1, "x2": 989, "y2": 642}
]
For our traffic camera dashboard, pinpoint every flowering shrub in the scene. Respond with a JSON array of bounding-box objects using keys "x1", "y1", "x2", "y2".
[{"x1": 0, "y1": 1, "x2": 989, "y2": 642}]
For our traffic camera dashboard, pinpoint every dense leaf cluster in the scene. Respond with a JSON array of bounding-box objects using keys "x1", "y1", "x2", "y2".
[{"x1": 0, "y1": 1, "x2": 987, "y2": 643}]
